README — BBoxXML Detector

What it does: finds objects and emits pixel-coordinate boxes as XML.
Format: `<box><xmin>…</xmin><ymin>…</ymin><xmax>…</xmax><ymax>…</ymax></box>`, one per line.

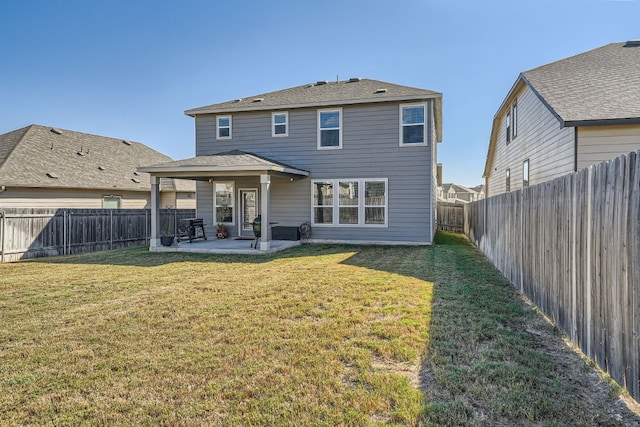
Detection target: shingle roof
<box><xmin>484</xmin><ymin>41</ymin><xmax>640</xmax><ymax>179</ymax></box>
<box><xmin>185</xmin><ymin>78</ymin><xmax>441</xmax><ymax>114</ymax></box>
<box><xmin>0</xmin><ymin>125</ymin><xmax>195</xmax><ymax>192</ymax></box>
<box><xmin>185</xmin><ymin>78</ymin><xmax>443</xmax><ymax>142</ymax></box>
<box><xmin>139</xmin><ymin>150</ymin><xmax>309</xmax><ymax>177</ymax></box>
<box><xmin>522</xmin><ymin>42</ymin><xmax>640</xmax><ymax>124</ymax></box>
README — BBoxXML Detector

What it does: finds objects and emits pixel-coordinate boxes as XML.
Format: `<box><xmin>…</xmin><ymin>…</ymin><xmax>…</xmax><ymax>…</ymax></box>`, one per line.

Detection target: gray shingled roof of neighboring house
<box><xmin>185</xmin><ymin>78</ymin><xmax>443</xmax><ymax>142</ymax></box>
<box><xmin>522</xmin><ymin>42</ymin><xmax>640</xmax><ymax>124</ymax></box>
<box><xmin>0</xmin><ymin>125</ymin><xmax>195</xmax><ymax>192</ymax></box>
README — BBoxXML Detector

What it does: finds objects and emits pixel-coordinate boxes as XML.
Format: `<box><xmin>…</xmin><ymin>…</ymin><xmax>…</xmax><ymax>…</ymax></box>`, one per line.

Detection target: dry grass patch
<box><xmin>0</xmin><ymin>245</ymin><xmax>432</xmax><ymax>426</ymax></box>
<box><xmin>2</xmin><ymin>235</ymin><xmax>637</xmax><ymax>426</ymax></box>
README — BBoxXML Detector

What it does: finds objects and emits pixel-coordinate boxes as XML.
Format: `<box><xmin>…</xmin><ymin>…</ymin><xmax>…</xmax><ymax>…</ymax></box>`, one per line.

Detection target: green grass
<box><xmin>0</xmin><ymin>233</ymin><xmax>634</xmax><ymax>426</ymax></box>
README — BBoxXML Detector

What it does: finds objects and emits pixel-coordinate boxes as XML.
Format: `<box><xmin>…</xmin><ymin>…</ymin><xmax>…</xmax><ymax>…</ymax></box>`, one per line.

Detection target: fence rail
<box><xmin>465</xmin><ymin>151</ymin><xmax>640</xmax><ymax>401</ymax></box>
<box><xmin>0</xmin><ymin>208</ymin><xmax>196</xmax><ymax>262</ymax></box>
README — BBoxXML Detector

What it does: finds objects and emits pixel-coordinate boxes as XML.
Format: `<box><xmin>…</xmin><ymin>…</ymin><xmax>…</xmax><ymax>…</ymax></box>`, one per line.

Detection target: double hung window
<box><xmin>317</xmin><ymin>109</ymin><xmax>342</xmax><ymax>149</ymax></box>
<box><xmin>217</xmin><ymin>116</ymin><xmax>232</xmax><ymax>140</ymax></box>
<box><xmin>400</xmin><ymin>104</ymin><xmax>426</xmax><ymax>146</ymax></box>
<box><xmin>272</xmin><ymin>112</ymin><xmax>288</xmax><ymax>137</ymax></box>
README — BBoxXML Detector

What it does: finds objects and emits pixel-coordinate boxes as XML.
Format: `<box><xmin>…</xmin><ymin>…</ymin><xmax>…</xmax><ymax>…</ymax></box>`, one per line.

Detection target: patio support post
<box><xmin>150</xmin><ymin>175</ymin><xmax>161</xmax><ymax>249</ymax></box>
<box><xmin>260</xmin><ymin>174</ymin><xmax>271</xmax><ymax>251</ymax></box>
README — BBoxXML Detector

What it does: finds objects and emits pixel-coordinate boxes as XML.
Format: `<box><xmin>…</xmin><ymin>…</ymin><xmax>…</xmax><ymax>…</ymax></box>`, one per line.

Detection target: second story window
<box><xmin>506</xmin><ymin>168</ymin><xmax>511</xmax><ymax>192</ymax></box>
<box><xmin>217</xmin><ymin>116</ymin><xmax>232</xmax><ymax>140</ymax></box>
<box><xmin>506</xmin><ymin>111</ymin><xmax>511</xmax><ymax>144</ymax></box>
<box><xmin>400</xmin><ymin>104</ymin><xmax>426</xmax><ymax>146</ymax></box>
<box><xmin>272</xmin><ymin>112</ymin><xmax>288</xmax><ymax>137</ymax></box>
<box><xmin>523</xmin><ymin>159</ymin><xmax>529</xmax><ymax>188</ymax></box>
<box><xmin>318</xmin><ymin>109</ymin><xmax>342</xmax><ymax>149</ymax></box>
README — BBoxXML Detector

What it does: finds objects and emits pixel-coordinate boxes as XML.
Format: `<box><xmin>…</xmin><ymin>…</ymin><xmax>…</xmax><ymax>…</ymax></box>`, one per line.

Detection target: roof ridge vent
<box><xmin>316</xmin><ymin>80</ymin><xmax>328</xmax><ymax>86</ymax></box>
<box><xmin>122</xmin><ymin>140</ymin><xmax>132</xmax><ymax>146</ymax></box>
<box><xmin>624</xmin><ymin>40</ymin><xmax>640</xmax><ymax>47</ymax></box>
<box><xmin>348</xmin><ymin>77</ymin><xmax>361</xmax><ymax>83</ymax></box>
<box><xmin>50</xmin><ymin>128</ymin><xmax>63</xmax><ymax>135</ymax></box>
<box><xmin>374</xmin><ymin>88</ymin><xmax>388</xmax><ymax>94</ymax></box>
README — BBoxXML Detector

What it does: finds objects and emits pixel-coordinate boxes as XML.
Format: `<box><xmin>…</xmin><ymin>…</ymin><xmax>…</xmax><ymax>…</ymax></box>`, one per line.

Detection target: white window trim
<box><xmin>317</xmin><ymin>108</ymin><xmax>343</xmax><ymax>150</ymax></box>
<box><xmin>399</xmin><ymin>103</ymin><xmax>427</xmax><ymax>147</ymax></box>
<box><xmin>272</xmin><ymin>111</ymin><xmax>289</xmax><ymax>137</ymax></box>
<box><xmin>311</xmin><ymin>178</ymin><xmax>388</xmax><ymax>227</ymax></box>
<box><xmin>216</xmin><ymin>115</ymin><xmax>232</xmax><ymax>140</ymax></box>
<box><xmin>214</xmin><ymin>181</ymin><xmax>235</xmax><ymax>225</ymax></box>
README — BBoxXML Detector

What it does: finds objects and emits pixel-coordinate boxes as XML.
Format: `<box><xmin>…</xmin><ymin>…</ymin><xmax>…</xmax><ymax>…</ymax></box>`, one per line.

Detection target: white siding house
<box><xmin>484</xmin><ymin>41</ymin><xmax>640</xmax><ymax>196</ymax></box>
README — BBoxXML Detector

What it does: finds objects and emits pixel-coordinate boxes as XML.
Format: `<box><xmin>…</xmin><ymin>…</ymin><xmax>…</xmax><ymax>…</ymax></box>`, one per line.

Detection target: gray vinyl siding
<box><xmin>487</xmin><ymin>85</ymin><xmax>574</xmax><ymax>196</ymax></box>
<box><xmin>577</xmin><ymin>124</ymin><xmax>640</xmax><ymax>169</ymax></box>
<box><xmin>195</xmin><ymin>100</ymin><xmax>436</xmax><ymax>244</ymax></box>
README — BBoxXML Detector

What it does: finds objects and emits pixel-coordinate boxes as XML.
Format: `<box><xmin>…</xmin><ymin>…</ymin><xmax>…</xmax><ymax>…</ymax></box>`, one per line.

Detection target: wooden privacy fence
<box><xmin>465</xmin><ymin>151</ymin><xmax>640</xmax><ymax>401</ymax></box>
<box><xmin>0</xmin><ymin>208</ymin><xmax>196</xmax><ymax>262</ymax></box>
<box><xmin>437</xmin><ymin>202</ymin><xmax>465</xmax><ymax>232</ymax></box>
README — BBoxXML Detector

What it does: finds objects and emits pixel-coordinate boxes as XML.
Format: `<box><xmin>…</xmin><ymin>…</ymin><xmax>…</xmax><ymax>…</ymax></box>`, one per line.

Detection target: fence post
<box><xmin>0</xmin><ymin>211</ymin><xmax>5</xmax><ymax>263</ymax></box>
<box><xmin>67</xmin><ymin>211</ymin><xmax>71</xmax><ymax>255</ymax></box>
<box><xmin>110</xmin><ymin>210</ymin><xmax>113</xmax><ymax>250</ymax></box>
<box><xmin>63</xmin><ymin>210</ymin><xmax>67</xmax><ymax>256</ymax></box>
<box><xmin>174</xmin><ymin>208</ymin><xmax>178</xmax><ymax>236</ymax></box>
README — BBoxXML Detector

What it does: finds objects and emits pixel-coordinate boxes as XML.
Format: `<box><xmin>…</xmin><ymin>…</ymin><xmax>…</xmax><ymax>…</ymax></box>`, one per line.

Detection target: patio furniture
<box><xmin>250</xmin><ymin>216</ymin><xmax>279</xmax><ymax>248</ymax></box>
<box><xmin>178</xmin><ymin>218</ymin><xmax>207</xmax><ymax>243</ymax></box>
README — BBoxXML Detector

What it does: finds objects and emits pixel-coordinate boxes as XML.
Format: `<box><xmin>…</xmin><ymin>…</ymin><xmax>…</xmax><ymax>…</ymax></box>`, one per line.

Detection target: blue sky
<box><xmin>1</xmin><ymin>0</ymin><xmax>638</xmax><ymax>187</ymax></box>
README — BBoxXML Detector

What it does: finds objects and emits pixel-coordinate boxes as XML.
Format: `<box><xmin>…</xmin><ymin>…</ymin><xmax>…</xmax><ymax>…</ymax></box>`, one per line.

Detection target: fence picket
<box><xmin>465</xmin><ymin>150</ymin><xmax>640</xmax><ymax>402</ymax></box>
<box><xmin>0</xmin><ymin>208</ymin><xmax>195</xmax><ymax>262</ymax></box>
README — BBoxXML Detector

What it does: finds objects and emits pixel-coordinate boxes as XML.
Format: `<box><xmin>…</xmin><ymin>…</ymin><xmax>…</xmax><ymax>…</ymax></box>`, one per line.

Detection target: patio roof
<box><xmin>137</xmin><ymin>150</ymin><xmax>309</xmax><ymax>180</ymax></box>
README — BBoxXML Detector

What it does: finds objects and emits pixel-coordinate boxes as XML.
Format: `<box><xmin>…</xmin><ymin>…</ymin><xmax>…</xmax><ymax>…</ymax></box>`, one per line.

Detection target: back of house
<box><xmin>141</xmin><ymin>78</ymin><xmax>443</xmax><ymax>248</ymax></box>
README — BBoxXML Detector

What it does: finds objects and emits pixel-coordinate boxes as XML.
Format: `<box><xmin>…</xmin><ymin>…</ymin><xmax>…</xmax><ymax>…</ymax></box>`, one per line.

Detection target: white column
<box><xmin>150</xmin><ymin>175</ymin><xmax>161</xmax><ymax>249</ymax></box>
<box><xmin>260</xmin><ymin>174</ymin><xmax>271</xmax><ymax>251</ymax></box>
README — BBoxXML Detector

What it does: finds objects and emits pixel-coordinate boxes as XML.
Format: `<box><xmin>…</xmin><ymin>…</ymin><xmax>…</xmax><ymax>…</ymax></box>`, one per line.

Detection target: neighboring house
<box><xmin>0</xmin><ymin>125</ymin><xmax>195</xmax><ymax>208</ymax></box>
<box><xmin>437</xmin><ymin>183</ymin><xmax>484</xmax><ymax>204</ymax></box>
<box><xmin>140</xmin><ymin>78</ymin><xmax>442</xmax><ymax>250</ymax></box>
<box><xmin>483</xmin><ymin>41</ymin><xmax>640</xmax><ymax>197</ymax></box>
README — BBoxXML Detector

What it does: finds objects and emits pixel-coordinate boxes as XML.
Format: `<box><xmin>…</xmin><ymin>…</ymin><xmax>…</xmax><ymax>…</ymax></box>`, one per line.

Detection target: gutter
<box><xmin>184</xmin><ymin>94</ymin><xmax>443</xmax><ymax>116</ymax></box>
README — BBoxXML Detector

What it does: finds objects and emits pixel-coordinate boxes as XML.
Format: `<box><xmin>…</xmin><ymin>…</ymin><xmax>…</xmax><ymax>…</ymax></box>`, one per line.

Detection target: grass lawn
<box><xmin>0</xmin><ymin>232</ymin><xmax>636</xmax><ymax>426</ymax></box>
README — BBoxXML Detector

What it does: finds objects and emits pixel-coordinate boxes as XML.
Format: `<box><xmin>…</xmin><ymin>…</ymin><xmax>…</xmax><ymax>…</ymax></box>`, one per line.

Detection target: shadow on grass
<box><xmin>18</xmin><ymin>231</ymin><xmax>639</xmax><ymax>425</ymax></box>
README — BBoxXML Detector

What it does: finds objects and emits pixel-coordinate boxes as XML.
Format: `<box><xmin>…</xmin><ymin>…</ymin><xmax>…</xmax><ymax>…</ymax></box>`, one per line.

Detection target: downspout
<box><xmin>574</xmin><ymin>127</ymin><xmax>578</xmax><ymax>172</ymax></box>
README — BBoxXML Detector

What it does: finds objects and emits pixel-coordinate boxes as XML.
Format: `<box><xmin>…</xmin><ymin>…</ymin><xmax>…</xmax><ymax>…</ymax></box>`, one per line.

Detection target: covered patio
<box><xmin>153</xmin><ymin>236</ymin><xmax>301</xmax><ymax>255</ymax></box>
<box><xmin>138</xmin><ymin>150</ymin><xmax>309</xmax><ymax>253</ymax></box>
